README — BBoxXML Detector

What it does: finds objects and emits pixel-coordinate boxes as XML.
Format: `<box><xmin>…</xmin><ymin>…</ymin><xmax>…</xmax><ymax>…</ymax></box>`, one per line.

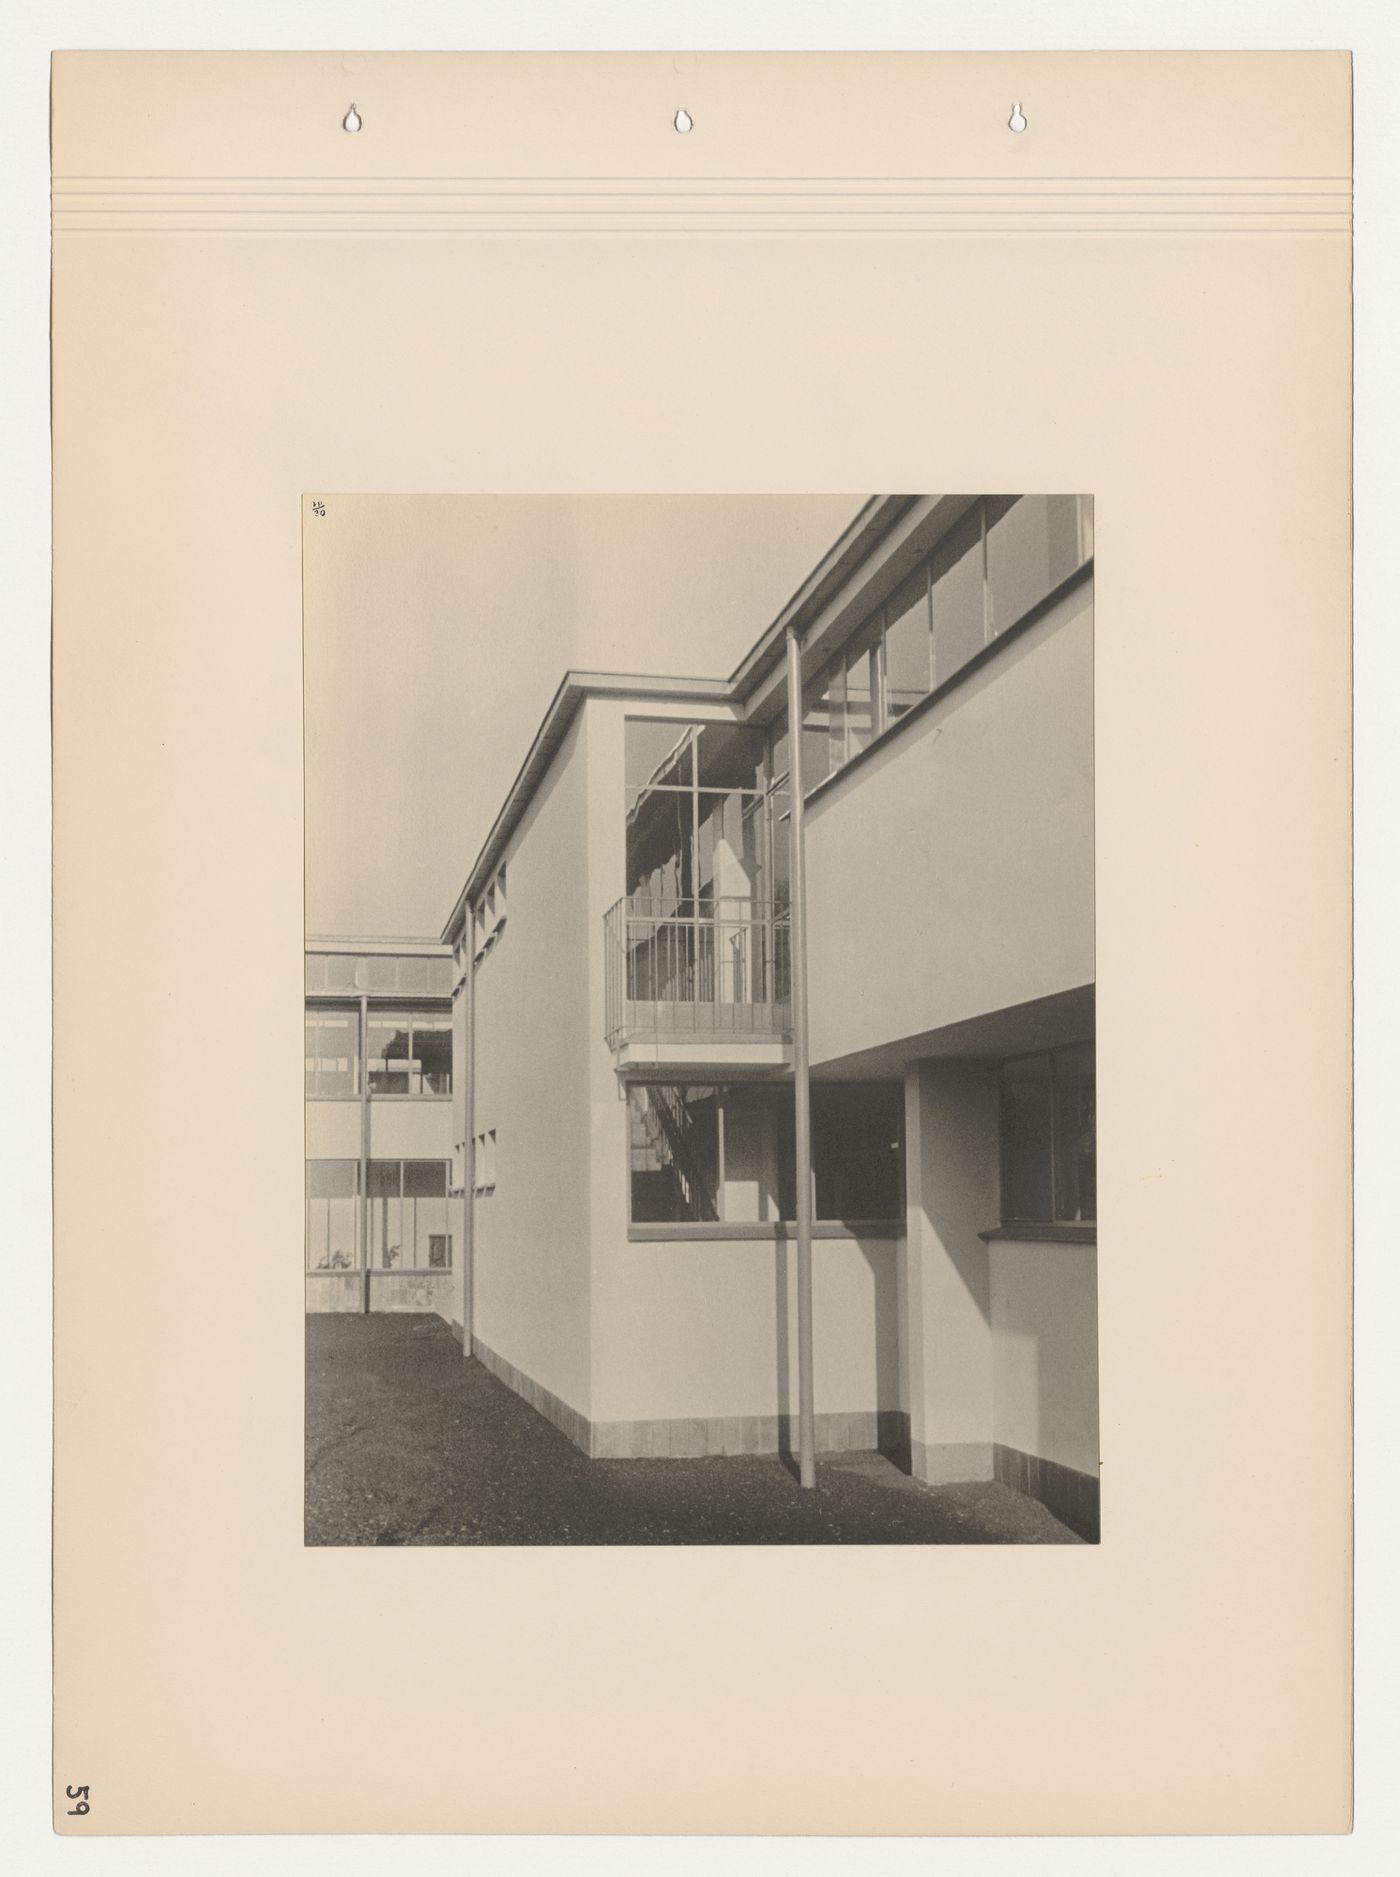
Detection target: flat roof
<box><xmin>306</xmin><ymin>935</ymin><xmax>452</xmax><ymax>956</ymax></box>
<box><xmin>439</xmin><ymin>669</ymin><xmax>733</xmax><ymax>943</ymax></box>
<box><xmin>724</xmin><ymin>495</ymin><xmax>918</xmax><ymax>697</ymax></box>
<box><xmin>437</xmin><ymin>494</ymin><xmax>946</xmax><ymax>942</ymax></box>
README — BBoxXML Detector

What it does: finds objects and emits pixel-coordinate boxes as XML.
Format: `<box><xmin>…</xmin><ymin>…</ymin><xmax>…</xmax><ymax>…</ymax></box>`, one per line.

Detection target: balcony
<box><xmin>604</xmin><ymin>896</ymin><xmax>792</xmax><ymax>1067</ymax></box>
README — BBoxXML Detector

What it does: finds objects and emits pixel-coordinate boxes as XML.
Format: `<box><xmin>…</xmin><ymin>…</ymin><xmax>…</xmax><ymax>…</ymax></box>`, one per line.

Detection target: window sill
<box><xmin>628</xmin><ymin>1219</ymin><xmax>902</xmax><ymax>1244</ymax></box>
<box><xmin>979</xmin><ymin>1223</ymin><xmax>1097</xmax><ymax>1245</ymax></box>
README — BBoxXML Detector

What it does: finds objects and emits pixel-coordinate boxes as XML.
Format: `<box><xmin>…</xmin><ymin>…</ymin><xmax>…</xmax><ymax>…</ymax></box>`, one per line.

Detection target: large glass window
<box><xmin>367</xmin><ymin>1159</ymin><xmax>402</xmax><ymax>1266</ymax></box>
<box><xmin>626</xmin><ymin>785</ymin><xmax>696</xmax><ymax>909</ymax></box>
<box><xmin>306</xmin><ymin>1160</ymin><xmax>359</xmax><ymax>1271</ymax></box>
<box><xmin>985</xmin><ymin>494</ymin><xmax>1084</xmax><ymax>639</ymax></box>
<box><xmin>775</xmin><ymin>1083</ymin><xmax>904</xmax><ymax>1223</ymax></box>
<box><xmin>627</xmin><ymin>1082</ymin><xmax>903</xmax><ymax>1227</ymax></box>
<box><xmin>814</xmin><ymin>1084</ymin><xmax>904</xmax><ymax>1221</ymax></box>
<box><xmin>792</xmin><ymin>495</ymin><xmax>1092</xmax><ymax>796</ymax></box>
<box><xmin>769</xmin><ymin>720</ymin><xmax>829</xmax><ymax>794</ymax></box>
<box><xmin>842</xmin><ymin>631</ymin><xmax>878</xmax><ymax>760</ymax></box>
<box><xmin>694</xmin><ymin>719</ymin><xmax>767</xmax><ymax>793</ymax></box>
<box><xmin>716</xmin><ymin>1084</ymin><xmax>785</xmax><ymax>1223</ymax></box>
<box><xmin>403</xmin><ymin>1160</ymin><xmax>452</xmax><ymax>1268</ymax></box>
<box><xmin>368</xmin><ymin>1159</ymin><xmax>453</xmax><ymax>1269</ymax></box>
<box><xmin>1050</xmin><ymin>1041</ymin><xmax>1096</xmax><ymax>1225</ymax></box>
<box><xmin>696</xmin><ymin>788</ymin><xmax>762</xmax><ymax>907</ymax></box>
<box><xmin>628</xmin><ymin>1085</ymin><xmax>721</xmax><ymax>1223</ymax></box>
<box><xmin>625</xmin><ymin>720</ymin><xmax>769</xmax><ymax>911</ymax></box>
<box><xmin>883</xmin><ymin>566</ymin><xmax>932</xmax><ymax>721</ymax></box>
<box><xmin>930</xmin><ymin>502</ymin><xmax>988</xmax><ymax>684</ymax></box>
<box><xmin>305</xmin><ymin>1011</ymin><xmax>358</xmax><ymax>1097</ymax></box>
<box><xmin>1000</xmin><ymin>1043</ymin><xmax>1096</xmax><ymax>1225</ymax></box>
<box><xmin>415</xmin><ymin>1017</ymin><xmax>453</xmax><ymax>1094</ymax></box>
<box><xmin>626</xmin><ymin>718</ymin><xmax>694</xmax><ymax>792</ymax></box>
<box><xmin>1000</xmin><ymin>1053</ymin><xmax>1054</xmax><ymax>1223</ymax></box>
<box><xmin>623</xmin><ymin>721</ymin><xmax>787</xmax><ymax>1018</ymax></box>
<box><xmin>366</xmin><ymin>1016</ymin><xmax>412</xmax><ymax>1093</ymax></box>
<box><xmin>365</xmin><ymin>1011</ymin><xmax>452</xmax><ymax>1095</ymax></box>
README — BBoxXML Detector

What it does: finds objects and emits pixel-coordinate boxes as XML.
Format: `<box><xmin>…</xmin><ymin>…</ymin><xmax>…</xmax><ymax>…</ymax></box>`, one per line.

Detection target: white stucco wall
<box><xmin>806</xmin><ymin>584</ymin><xmax>1094</xmax><ymax>1067</ymax></box>
<box><xmin>304</xmin><ymin>1089</ymin><xmax>454</xmax><ymax>1164</ymax></box>
<box><xmin>461</xmin><ymin>685</ymin><xmax>1098</xmax><ymax>1452</ymax></box>
<box><xmin>990</xmin><ymin>1239</ymin><xmax>1100</xmax><ymax>1475</ymax></box>
<box><xmin>902</xmin><ymin>1060</ymin><xmax>998</xmax><ymax>1476</ymax></box>
<box><xmin>589</xmin><ymin>1233</ymin><xmax>900</xmax><ymax>1425</ymax></box>
<box><xmin>471</xmin><ymin>708</ymin><xmax>595</xmax><ymax>1416</ymax></box>
<box><xmin>582</xmin><ymin>695</ymin><xmax>900</xmax><ymax>1429</ymax></box>
<box><xmin>369</xmin><ymin>1270</ymin><xmax>455</xmax><ymax>1316</ymax></box>
<box><xmin>367</xmin><ymin>1098</ymin><xmax>454</xmax><ymax>1162</ymax></box>
<box><xmin>902</xmin><ymin>1060</ymin><xmax>1099</xmax><ymax>1481</ymax></box>
<box><xmin>304</xmin><ymin>1099</ymin><xmax>359</xmax><ymax>1159</ymax></box>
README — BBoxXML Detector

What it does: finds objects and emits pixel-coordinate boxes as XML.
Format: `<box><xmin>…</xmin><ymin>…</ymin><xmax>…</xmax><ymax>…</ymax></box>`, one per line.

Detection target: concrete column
<box><xmin>901</xmin><ymin>1059</ymin><xmax>999</xmax><ymax>1482</ymax></box>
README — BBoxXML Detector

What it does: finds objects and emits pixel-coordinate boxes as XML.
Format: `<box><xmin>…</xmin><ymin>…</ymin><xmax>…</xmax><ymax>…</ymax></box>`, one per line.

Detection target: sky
<box><xmin>303</xmin><ymin>494</ymin><xmax>865</xmax><ymax>938</ymax></box>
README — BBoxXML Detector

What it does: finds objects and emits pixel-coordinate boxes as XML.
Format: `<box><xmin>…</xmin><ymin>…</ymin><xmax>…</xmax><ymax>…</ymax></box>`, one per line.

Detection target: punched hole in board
<box><xmin>1008</xmin><ymin>101</ymin><xmax>1027</xmax><ymax>133</ymax></box>
<box><xmin>343</xmin><ymin>103</ymin><xmax>362</xmax><ymax>133</ymax></box>
<box><xmin>674</xmin><ymin>108</ymin><xmax>693</xmax><ymax>134</ymax></box>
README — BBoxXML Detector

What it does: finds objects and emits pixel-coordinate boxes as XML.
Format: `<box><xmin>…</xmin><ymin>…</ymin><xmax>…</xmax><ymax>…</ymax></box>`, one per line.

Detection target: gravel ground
<box><xmin>306</xmin><ymin>1313</ymin><xmax>1084</xmax><ymax>1546</ymax></box>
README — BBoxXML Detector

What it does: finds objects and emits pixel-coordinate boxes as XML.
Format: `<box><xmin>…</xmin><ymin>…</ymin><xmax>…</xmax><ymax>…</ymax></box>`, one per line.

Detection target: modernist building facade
<box><xmin>304</xmin><ymin>936</ymin><xmax>464</xmax><ymax>1320</ymax></box>
<box><xmin>307</xmin><ymin>493</ymin><xmax>1099</xmax><ymax>1536</ymax></box>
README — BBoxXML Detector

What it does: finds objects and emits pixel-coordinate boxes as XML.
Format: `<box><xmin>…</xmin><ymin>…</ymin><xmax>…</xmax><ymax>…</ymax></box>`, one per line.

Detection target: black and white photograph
<box><xmin>35</xmin><ymin>24</ymin><xmax>1365</xmax><ymax>1850</ymax></box>
<box><xmin>304</xmin><ymin>492</ymin><xmax>1098</xmax><ymax>1545</ymax></box>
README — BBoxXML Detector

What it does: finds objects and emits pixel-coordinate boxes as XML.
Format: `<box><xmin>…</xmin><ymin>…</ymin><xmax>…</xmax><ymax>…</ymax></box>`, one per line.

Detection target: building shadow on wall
<box><xmin>988</xmin><ymin>1273</ymin><xmax>1101</xmax><ymax>1542</ymax></box>
<box><xmin>857</xmin><ymin>1234</ymin><xmax>908</xmax><ymax>1469</ymax></box>
<box><xmin>774</xmin><ymin>1236</ymin><xmax>796</xmax><ymax>1480</ymax></box>
<box><xmin>772</xmin><ymin>1229</ymin><xmax>905</xmax><ymax>1481</ymax></box>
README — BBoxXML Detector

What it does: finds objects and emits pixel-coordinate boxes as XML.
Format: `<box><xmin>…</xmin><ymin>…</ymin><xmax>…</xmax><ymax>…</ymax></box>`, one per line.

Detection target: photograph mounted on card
<box><xmin>302</xmin><ymin>491</ymin><xmax>1098</xmax><ymax>1546</ymax></box>
<box><xmin>52</xmin><ymin>50</ymin><xmax>1350</xmax><ymax>1835</ymax></box>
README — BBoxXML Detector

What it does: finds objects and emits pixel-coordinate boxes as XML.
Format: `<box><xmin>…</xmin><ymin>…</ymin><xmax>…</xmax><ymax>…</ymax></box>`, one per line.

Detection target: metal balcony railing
<box><xmin>604</xmin><ymin>896</ymin><xmax>792</xmax><ymax>1049</ymax></box>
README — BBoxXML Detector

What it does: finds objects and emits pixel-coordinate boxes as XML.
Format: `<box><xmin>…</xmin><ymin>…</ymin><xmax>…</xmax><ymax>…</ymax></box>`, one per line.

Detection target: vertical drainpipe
<box><xmin>463</xmin><ymin>912</ymin><xmax>476</xmax><ymax>1360</ymax></box>
<box><xmin>785</xmin><ymin>625</ymin><xmax>817</xmax><ymax>1489</ymax></box>
<box><xmin>358</xmin><ymin>990</ymin><xmax>370</xmax><ymax>1315</ymax></box>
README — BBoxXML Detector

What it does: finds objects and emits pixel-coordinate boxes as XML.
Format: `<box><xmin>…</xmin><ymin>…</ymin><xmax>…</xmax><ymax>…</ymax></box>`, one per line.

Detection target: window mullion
<box><xmin>717</xmin><ymin>1091</ymin><xmax>727</xmax><ymax>1223</ymax></box>
<box><xmin>691</xmin><ymin>755</ymin><xmax>702</xmax><ymax>1005</ymax></box>
<box><xmin>980</xmin><ymin>500</ymin><xmax>991</xmax><ymax>646</ymax></box>
<box><xmin>868</xmin><ymin>619</ymin><xmax>881</xmax><ymax>740</ymax></box>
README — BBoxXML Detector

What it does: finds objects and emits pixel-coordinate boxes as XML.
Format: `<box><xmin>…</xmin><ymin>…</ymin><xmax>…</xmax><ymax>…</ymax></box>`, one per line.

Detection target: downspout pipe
<box><xmin>785</xmin><ymin>624</ymin><xmax>817</xmax><ymax>1490</ymax></box>
<box><xmin>358</xmin><ymin>990</ymin><xmax>370</xmax><ymax>1315</ymax></box>
<box><xmin>464</xmin><ymin>919</ymin><xmax>476</xmax><ymax>1359</ymax></box>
